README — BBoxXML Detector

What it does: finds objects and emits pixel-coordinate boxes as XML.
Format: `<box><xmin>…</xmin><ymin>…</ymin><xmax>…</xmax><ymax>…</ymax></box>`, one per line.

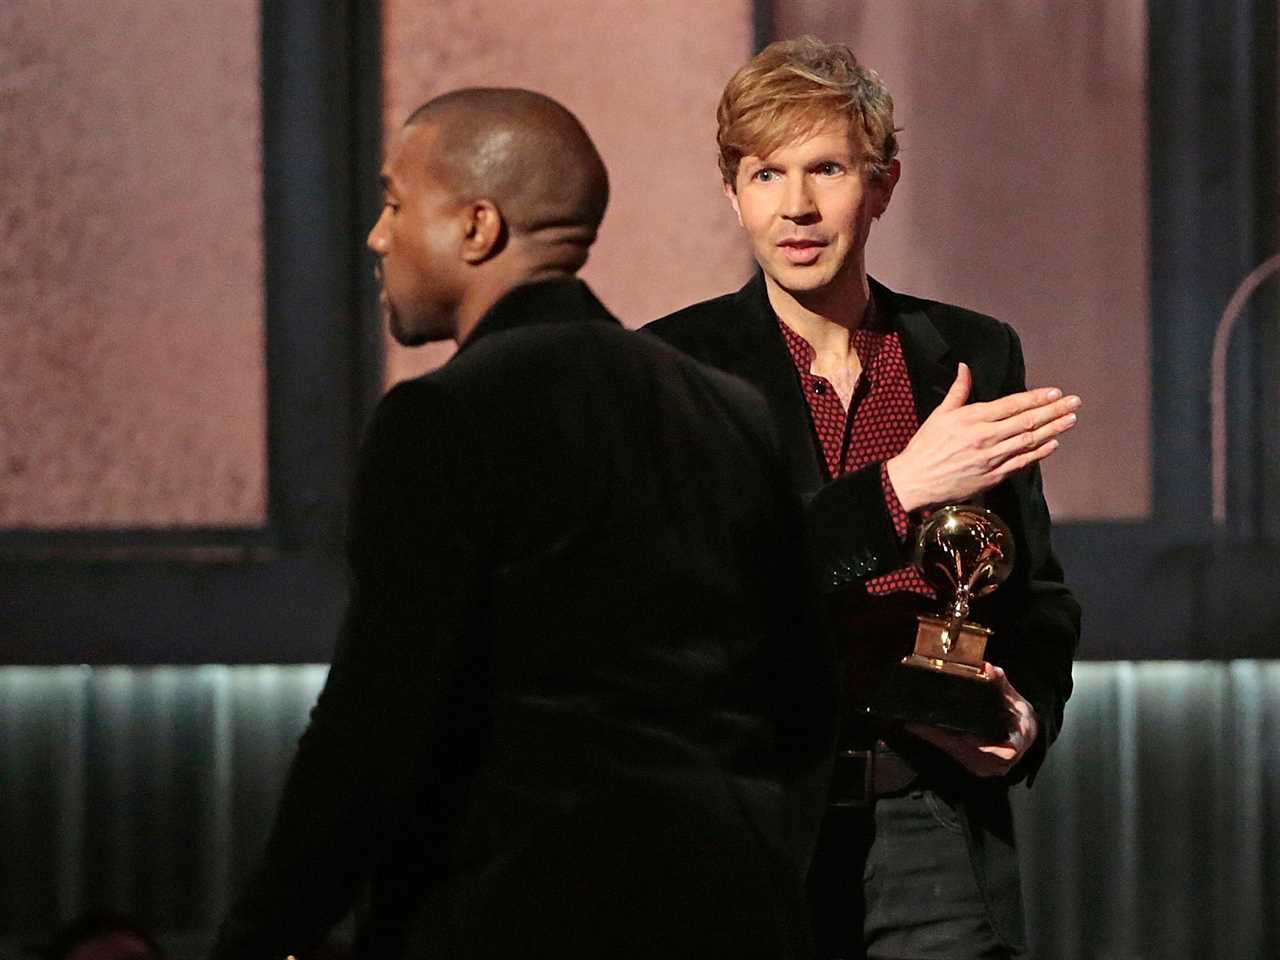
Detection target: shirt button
<box><xmin>812</xmin><ymin>381</ymin><xmax>826</xmax><ymax>395</ymax></box>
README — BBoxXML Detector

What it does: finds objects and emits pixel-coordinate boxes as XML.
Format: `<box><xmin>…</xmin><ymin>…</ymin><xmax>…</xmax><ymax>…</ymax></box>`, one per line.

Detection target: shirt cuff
<box><xmin>879</xmin><ymin>461</ymin><xmax>911</xmax><ymax>541</ymax></box>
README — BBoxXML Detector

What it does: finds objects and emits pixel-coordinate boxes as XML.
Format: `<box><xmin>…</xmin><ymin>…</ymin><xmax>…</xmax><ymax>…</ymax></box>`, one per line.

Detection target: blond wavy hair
<box><xmin>717</xmin><ymin>36</ymin><xmax>899</xmax><ymax>189</ymax></box>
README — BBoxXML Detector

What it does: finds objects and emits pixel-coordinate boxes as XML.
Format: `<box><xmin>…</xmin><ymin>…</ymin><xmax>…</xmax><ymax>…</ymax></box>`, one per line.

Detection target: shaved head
<box><xmin>368</xmin><ymin>88</ymin><xmax>610</xmax><ymax>345</ymax></box>
<box><xmin>406</xmin><ymin>88</ymin><xmax>609</xmax><ymax>251</ymax></box>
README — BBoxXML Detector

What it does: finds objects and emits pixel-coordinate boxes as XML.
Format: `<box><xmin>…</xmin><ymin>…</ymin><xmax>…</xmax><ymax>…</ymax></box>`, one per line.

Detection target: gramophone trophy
<box><xmin>873</xmin><ymin>504</ymin><xmax>1015</xmax><ymax>739</ymax></box>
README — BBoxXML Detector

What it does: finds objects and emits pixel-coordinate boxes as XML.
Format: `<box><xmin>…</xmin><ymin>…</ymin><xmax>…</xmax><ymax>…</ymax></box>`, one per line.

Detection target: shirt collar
<box><xmin>774</xmin><ymin>292</ymin><xmax>890</xmax><ymax>379</ymax></box>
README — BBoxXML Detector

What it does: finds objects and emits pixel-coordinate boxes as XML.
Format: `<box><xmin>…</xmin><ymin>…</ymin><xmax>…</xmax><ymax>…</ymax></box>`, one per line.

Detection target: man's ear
<box><xmin>872</xmin><ymin>159</ymin><xmax>901</xmax><ymax>219</ymax></box>
<box><xmin>460</xmin><ymin>199</ymin><xmax>505</xmax><ymax>263</ymax></box>
<box><xmin>723</xmin><ymin>180</ymin><xmax>744</xmax><ymax>227</ymax></box>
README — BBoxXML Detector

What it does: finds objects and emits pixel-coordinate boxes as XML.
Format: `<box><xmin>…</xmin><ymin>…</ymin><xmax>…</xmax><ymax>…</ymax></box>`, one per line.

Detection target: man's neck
<box><xmin>763</xmin><ymin>268</ymin><xmax>872</xmax><ymax>385</ymax></box>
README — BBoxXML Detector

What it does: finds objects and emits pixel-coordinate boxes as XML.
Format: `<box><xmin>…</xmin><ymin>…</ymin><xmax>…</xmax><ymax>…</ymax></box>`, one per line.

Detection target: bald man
<box><xmin>209</xmin><ymin>89</ymin><xmax>836</xmax><ymax>960</ymax></box>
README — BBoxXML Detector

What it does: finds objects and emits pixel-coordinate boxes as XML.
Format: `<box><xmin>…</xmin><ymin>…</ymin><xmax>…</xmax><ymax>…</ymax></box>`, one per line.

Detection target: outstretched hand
<box><xmin>905</xmin><ymin>664</ymin><xmax>1039</xmax><ymax>778</ymax></box>
<box><xmin>886</xmin><ymin>363</ymin><xmax>1081</xmax><ymax>513</ymax></box>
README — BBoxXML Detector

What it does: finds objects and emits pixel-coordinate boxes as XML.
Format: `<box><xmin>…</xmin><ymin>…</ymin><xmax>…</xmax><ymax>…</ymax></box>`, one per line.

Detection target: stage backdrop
<box><xmin>0</xmin><ymin>0</ymin><xmax>1157</xmax><ymax>581</ymax></box>
<box><xmin>0</xmin><ymin>0</ymin><xmax>267</xmax><ymax>530</ymax></box>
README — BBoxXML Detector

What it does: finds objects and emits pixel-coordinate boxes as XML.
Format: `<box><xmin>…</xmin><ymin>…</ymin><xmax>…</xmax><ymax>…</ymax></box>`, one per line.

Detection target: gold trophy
<box><xmin>873</xmin><ymin>504</ymin><xmax>1015</xmax><ymax>739</ymax></box>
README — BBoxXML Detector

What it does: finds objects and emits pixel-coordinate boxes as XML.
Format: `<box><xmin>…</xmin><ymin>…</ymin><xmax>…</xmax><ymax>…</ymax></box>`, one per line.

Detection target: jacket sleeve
<box><xmin>209</xmin><ymin>380</ymin><xmax>491</xmax><ymax>959</ymax></box>
<box><xmin>976</xmin><ymin>323</ymin><xmax>1081</xmax><ymax>784</ymax></box>
<box><xmin>804</xmin><ymin>464</ymin><xmax>912</xmax><ymax>592</ymax></box>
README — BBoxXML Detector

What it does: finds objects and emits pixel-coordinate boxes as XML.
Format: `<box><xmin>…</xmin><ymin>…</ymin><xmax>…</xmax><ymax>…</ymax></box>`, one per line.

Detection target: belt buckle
<box><xmin>829</xmin><ymin>748</ymin><xmax>874</xmax><ymax>808</ymax></box>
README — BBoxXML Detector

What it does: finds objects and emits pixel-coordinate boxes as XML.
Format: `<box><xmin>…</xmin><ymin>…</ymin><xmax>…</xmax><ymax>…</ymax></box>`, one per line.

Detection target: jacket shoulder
<box><xmin>890</xmin><ymin>287</ymin><xmax>1013</xmax><ymax>342</ymax></box>
<box><xmin>883</xmin><ymin>286</ymin><xmax>1020</xmax><ymax>390</ymax></box>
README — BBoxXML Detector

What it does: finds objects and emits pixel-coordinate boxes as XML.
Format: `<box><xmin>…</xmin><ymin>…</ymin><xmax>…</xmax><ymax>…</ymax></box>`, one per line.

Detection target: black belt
<box><xmin>829</xmin><ymin>741</ymin><xmax>918</xmax><ymax>808</ymax></box>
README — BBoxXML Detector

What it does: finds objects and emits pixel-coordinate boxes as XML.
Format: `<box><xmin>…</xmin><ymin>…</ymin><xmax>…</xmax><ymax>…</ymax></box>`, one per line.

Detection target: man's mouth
<box><xmin>777</xmin><ymin>238</ymin><xmax>827</xmax><ymax>265</ymax></box>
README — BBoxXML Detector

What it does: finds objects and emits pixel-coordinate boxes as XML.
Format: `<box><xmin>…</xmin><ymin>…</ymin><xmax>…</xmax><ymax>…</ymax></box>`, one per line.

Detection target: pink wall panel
<box><xmin>380</xmin><ymin>0</ymin><xmax>754</xmax><ymax>385</ymax></box>
<box><xmin>1</xmin><ymin>1</ymin><xmax>266</xmax><ymax>528</ymax></box>
<box><xmin>777</xmin><ymin>2</ymin><xmax>1151</xmax><ymax>520</ymax></box>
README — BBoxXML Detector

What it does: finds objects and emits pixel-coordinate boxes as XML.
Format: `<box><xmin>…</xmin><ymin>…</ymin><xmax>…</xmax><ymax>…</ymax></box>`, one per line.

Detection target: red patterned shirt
<box><xmin>777</xmin><ymin>305</ymin><xmax>934</xmax><ymax>598</ymax></box>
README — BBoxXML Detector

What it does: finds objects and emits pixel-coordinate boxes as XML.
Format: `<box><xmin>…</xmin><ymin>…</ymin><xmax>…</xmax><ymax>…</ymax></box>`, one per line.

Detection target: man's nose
<box><xmin>780</xmin><ymin>176</ymin><xmax>817</xmax><ymax>221</ymax></box>
<box><xmin>366</xmin><ymin>214</ymin><xmax>386</xmax><ymax>254</ymax></box>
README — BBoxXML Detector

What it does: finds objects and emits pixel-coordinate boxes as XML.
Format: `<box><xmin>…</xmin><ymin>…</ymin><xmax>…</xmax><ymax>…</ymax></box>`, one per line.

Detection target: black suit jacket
<box><xmin>211</xmin><ymin>279</ymin><xmax>837</xmax><ymax>960</ymax></box>
<box><xmin>645</xmin><ymin>273</ymin><xmax>1080</xmax><ymax>949</ymax></box>
<box><xmin>645</xmin><ymin>273</ymin><xmax>1079</xmax><ymax>773</ymax></box>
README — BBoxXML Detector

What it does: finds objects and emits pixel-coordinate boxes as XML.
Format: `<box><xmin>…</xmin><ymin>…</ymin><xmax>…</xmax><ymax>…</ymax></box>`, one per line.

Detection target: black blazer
<box><xmin>211</xmin><ymin>279</ymin><xmax>837</xmax><ymax>960</ymax></box>
<box><xmin>645</xmin><ymin>273</ymin><xmax>1080</xmax><ymax>781</ymax></box>
<box><xmin>646</xmin><ymin>273</ymin><xmax>1080</xmax><ymax>952</ymax></box>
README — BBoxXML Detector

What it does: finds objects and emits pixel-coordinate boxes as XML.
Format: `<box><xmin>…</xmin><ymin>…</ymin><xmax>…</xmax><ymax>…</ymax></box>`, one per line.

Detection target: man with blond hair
<box><xmin>648</xmin><ymin>38</ymin><xmax>1081</xmax><ymax>959</ymax></box>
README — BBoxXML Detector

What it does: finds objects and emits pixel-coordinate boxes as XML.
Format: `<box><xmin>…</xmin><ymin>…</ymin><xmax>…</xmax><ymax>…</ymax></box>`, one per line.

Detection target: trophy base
<box><xmin>900</xmin><ymin>653</ymin><xmax>986</xmax><ymax>678</ymax></box>
<box><xmin>857</xmin><ymin>659</ymin><xmax>1008</xmax><ymax>741</ymax></box>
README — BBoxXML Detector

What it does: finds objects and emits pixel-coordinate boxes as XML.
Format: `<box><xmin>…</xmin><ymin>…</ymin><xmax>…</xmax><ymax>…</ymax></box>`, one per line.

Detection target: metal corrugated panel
<box><xmin>1014</xmin><ymin>661</ymin><xmax>1280</xmax><ymax>959</ymax></box>
<box><xmin>0</xmin><ymin>665</ymin><xmax>324</xmax><ymax>955</ymax></box>
<box><xmin>1</xmin><ymin>663</ymin><xmax>1277</xmax><ymax>959</ymax></box>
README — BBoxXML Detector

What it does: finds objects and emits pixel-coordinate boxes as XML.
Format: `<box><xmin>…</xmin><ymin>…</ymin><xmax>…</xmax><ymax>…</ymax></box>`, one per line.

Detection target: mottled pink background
<box><xmin>1</xmin><ymin>0</ymin><xmax>266</xmax><ymax>528</ymax></box>
<box><xmin>1</xmin><ymin>0</ymin><xmax>1148</xmax><ymax>528</ymax></box>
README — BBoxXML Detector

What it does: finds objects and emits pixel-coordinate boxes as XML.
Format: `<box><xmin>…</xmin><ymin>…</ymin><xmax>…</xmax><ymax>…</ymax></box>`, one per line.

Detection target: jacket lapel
<box><xmin>870</xmin><ymin>277</ymin><xmax>955</xmax><ymax>424</ymax></box>
<box><xmin>731</xmin><ymin>275</ymin><xmax>827</xmax><ymax>494</ymax></box>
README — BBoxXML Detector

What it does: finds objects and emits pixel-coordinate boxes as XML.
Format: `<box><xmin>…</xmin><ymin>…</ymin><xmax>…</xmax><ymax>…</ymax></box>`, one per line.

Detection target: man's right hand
<box><xmin>886</xmin><ymin>363</ymin><xmax>1081</xmax><ymax>514</ymax></box>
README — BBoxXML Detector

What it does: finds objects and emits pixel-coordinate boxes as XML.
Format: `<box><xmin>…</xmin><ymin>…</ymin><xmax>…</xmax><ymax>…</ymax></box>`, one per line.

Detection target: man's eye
<box><xmin>817</xmin><ymin>162</ymin><xmax>843</xmax><ymax>176</ymax></box>
<box><xmin>753</xmin><ymin>169</ymin><xmax>777</xmax><ymax>183</ymax></box>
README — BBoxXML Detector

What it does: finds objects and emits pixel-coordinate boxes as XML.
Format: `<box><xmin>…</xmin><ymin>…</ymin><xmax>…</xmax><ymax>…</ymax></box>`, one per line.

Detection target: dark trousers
<box><xmin>808</xmin><ymin>790</ymin><xmax>1025</xmax><ymax>960</ymax></box>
